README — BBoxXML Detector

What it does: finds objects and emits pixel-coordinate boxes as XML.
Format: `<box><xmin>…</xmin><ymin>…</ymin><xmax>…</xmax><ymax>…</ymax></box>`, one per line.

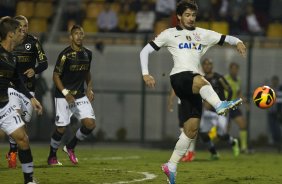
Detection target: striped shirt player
<box><xmin>47</xmin><ymin>25</ymin><xmax>96</xmax><ymax>166</ymax></box>
<box><xmin>6</xmin><ymin>15</ymin><xmax>48</xmax><ymax>169</ymax></box>
<box><xmin>139</xmin><ymin>1</ymin><xmax>246</xmax><ymax>183</ymax></box>
<box><xmin>0</xmin><ymin>16</ymin><xmax>43</xmax><ymax>184</ymax></box>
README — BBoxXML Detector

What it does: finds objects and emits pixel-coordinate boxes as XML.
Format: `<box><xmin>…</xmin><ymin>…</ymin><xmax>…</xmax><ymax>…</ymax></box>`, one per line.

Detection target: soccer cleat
<box><xmin>47</xmin><ymin>156</ymin><xmax>62</xmax><ymax>166</ymax></box>
<box><xmin>232</xmin><ymin>139</ymin><xmax>240</xmax><ymax>157</ymax></box>
<box><xmin>6</xmin><ymin>151</ymin><xmax>17</xmax><ymax>168</ymax></box>
<box><xmin>181</xmin><ymin>151</ymin><xmax>196</xmax><ymax>162</ymax></box>
<box><xmin>216</xmin><ymin>98</ymin><xmax>243</xmax><ymax>115</ymax></box>
<box><xmin>63</xmin><ymin>146</ymin><xmax>78</xmax><ymax>164</ymax></box>
<box><xmin>210</xmin><ymin>154</ymin><xmax>220</xmax><ymax>160</ymax></box>
<box><xmin>161</xmin><ymin>163</ymin><xmax>176</xmax><ymax>184</ymax></box>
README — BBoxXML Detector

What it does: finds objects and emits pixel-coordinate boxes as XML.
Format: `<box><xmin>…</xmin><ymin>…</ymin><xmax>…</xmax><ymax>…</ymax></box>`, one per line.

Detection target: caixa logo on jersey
<box><xmin>178</xmin><ymin>42</ymin><xmax>202</xmax><ymax>51</ymax></box>
<box><xmin>25</xmin><ymin>43</ymin><xmax>31</xmax><ymax>50</ymax></box>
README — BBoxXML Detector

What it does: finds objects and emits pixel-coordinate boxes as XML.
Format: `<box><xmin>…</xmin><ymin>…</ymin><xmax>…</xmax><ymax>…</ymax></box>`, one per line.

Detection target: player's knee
<box><xmin>183</xmin><ymin>120</ymin><xmax>199</xmax><ymax>139</ymax></box>
<box><xmin>82</xmin><ymin>118</ymin><xmax>96</xmax><ymax>130</ymax></box>
<box><xmin>199</xmin><ymin>132</ymin><xmax>210</xmax><ymax>143</ymax></box>
<box><xmin>16</xmin><ymin>134</ymin><xmax>30</xmax><ymax>150</ymax></box>
<box><xmin>56</xmin><ymin>126</ymin><xmax>66</xmax><ymax>134</ymax></box>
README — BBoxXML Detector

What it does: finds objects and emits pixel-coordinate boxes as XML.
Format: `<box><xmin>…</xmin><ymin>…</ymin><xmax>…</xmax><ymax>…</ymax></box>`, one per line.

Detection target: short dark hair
<box><xmin>0</xmin><ymin>16</ymin><xmax>20</xmax><ymax>41</ymax></box>
<box><xmin>70</xmin><ymin>25</ymin><xmax>83</xmax><ymax>34</ymax></box>
<box><xmin>202</xmin><ymin>58</ymin><xmax>212</xmax><ymax>65</ymax></box>
<box><xmin>176</xmin><ymin>0</ymin><xmax>198</xmax><ymax>16</ymax></box>
<box><xmin>229</xmin><ymin>62</ymin><xmax>239</xmax><ymax>69</ymax></box>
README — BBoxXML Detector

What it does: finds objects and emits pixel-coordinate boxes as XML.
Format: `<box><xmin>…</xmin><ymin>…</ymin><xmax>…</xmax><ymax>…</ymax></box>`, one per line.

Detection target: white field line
<box><xmin>99</xmin><ymin>170</ymin><xmax>157</xmax><ymax>184</ymax></box>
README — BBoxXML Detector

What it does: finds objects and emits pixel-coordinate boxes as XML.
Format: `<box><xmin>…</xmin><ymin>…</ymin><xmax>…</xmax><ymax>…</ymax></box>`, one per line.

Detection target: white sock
<box><xmin>168</xmin><ymin>132</ymin><xmax>194</xmax><ymax>171</ymax></box>
<box><xmin>199</xmin><ymin>85</ymin><xmax>222</xmax><ymax>108</ymax></box>
<box><xmin>188</xmin><ymin>138</ymin><xmax>196</xmax><ymax>152</ymax></box>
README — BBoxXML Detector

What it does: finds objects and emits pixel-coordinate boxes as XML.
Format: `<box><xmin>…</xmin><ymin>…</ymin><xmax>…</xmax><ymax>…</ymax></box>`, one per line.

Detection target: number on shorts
<box><xmin>13</xmin><ymin>115</ymin><xmax>21</xmax><ymax>124</ymax></box>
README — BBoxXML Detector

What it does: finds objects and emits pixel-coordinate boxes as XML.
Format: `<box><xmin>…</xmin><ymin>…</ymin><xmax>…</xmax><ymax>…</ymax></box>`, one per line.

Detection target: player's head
<box><xmin>70</xmin><ymin>25</ymin><xmax>84</xmax><ymax>47</ymax></box>
<box><xmin>14</xmin><ymin>15</ymin><xmax>28</xmax><ymax>37</ymax></box>
<box><xmin>202</xmin><ymin>58</ymin><xmax>213</xmax><ymax>74</ymax></box>
<box><xmin>0</xmin><ymin>16</ymin><xmax>24</xmax><ymax>45</ymax></box>
<box><xmin>176</xmin><ymin>0</ymin><xmax>198</xmax><ymax>29</ymax></box>
<box><xmin>229</xmin><ymin>62</ymin><xmax>239</xmax><ymax>77</ymax></box>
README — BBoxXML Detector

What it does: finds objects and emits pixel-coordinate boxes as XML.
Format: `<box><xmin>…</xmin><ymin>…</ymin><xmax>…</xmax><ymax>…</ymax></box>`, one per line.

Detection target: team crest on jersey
<box><xmin>193</xmin><ymin>33</ymin><xmax>201</xmax><ymax>41</ymax></box>
<box><xmin>25</xmin><ymin>43</ymin><xmax>31</xmax><ymax>50</ymax></box>
<box><xmin>186</xmin><ymin>36</ymin><xmax>192</xmax><ymax>41</ymax></box>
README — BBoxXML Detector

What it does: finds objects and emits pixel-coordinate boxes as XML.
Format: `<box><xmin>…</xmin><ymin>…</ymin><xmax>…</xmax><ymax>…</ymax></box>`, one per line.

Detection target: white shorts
<box><xmin>55</xmin><ymin>96</ymin><xmax>95</xmax><ymax>126</ymax></box>
<box><xmin>0</xmin><ymin>102</ymin><xmax>25</xmax><ymax>135</ymax></box>
<box><xmin>200</xmin><ymin>110</ymin><xmax>228</xmax><ymax>136</ymax></box>
<box><xmin>8</xmin><ymin>88</ymin><xmax>34</xmax><ymax>122</ymax></box>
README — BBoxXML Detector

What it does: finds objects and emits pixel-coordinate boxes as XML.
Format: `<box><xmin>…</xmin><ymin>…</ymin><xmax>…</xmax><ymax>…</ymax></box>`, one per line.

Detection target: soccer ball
<box><xmin>253</xmin><ymin>86</ymin><xmax>276</xmax><ymax>109</ymax></box>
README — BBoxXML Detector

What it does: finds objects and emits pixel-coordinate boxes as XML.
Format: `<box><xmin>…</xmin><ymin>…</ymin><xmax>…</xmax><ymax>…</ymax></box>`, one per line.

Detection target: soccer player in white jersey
<box><xmin>139</xmin><ymin>1</ymin><xmax>246</xmax><ymax>183</ymax></box>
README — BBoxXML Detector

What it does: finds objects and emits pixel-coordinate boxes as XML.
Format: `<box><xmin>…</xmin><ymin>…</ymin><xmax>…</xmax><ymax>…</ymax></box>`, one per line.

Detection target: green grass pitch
<box><xmin>1</xmin><ymin>144</ymin><xmax>282</xmax><ymax>184</ymax></box>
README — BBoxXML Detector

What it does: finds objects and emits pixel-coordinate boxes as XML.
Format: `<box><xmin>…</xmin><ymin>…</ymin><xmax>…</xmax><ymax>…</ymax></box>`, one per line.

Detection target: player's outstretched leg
<box><xmin>47</xmin><ymin>128</ymin><xmax>64</xmax><ymax>166</ymax></box>
<box><xmin>6</xmin><ymin>136</ymin><xmax>18</xmax><ymax>168</ymax></box>
<box><xmin>195</xmin><ymin>76</ymin><xmax>242</xmax><ymax>115</ymax></box>
<box><xmin>63</xmin><ymin>120</ymin><xmax>95</xmax><ymax>164</ymax></box>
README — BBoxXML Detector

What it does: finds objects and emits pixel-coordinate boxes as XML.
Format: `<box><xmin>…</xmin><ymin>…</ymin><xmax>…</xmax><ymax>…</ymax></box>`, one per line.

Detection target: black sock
<box><xmin>9</xmin><ymin>142</ymin><xmax>18</xmax><ymax>153</ymax></box>
<box><xmin>66</xmin><ymin>136</ymin><xmax>79</xmax><ymax>150</ymax></box>
<box><xmin>209</xmin><ymin>146</ymin><xmax>217</xmax><ymax>155</ymax></box>
<box><xmin>49</xmin><ymin>129</ymin><xmax>64</xmax><ymax>158</ymax></box>
<box><xmin>67</xmin><ymin>126</ymin><xmax>93</xmax><ymax>149</ymax></box>
<box><xmin>18</xmin><ymin>149</ymin><xmax>33</xmax><ymax>184</ymax></box>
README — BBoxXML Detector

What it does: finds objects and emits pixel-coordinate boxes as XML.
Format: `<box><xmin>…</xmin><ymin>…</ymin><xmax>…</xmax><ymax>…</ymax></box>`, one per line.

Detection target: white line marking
<box><xmin>98</xmin><ymin>170</ymin><xmax>157</xmax><ymax>184</ymax></box>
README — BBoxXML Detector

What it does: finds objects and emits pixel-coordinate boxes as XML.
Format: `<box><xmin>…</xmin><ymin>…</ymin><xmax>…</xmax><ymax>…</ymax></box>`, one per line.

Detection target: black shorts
<box><xmin>229</xmin><ymin>108</ymin><xmax>242</xmax><ymax>119</ymax></box>
<box><xmin>171</xmin><ymin>71</ymin><xmax>202</xmax><ymax>127</ymax></box>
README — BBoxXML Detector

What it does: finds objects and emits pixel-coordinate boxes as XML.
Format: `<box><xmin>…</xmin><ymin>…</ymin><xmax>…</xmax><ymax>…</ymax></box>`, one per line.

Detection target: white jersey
<box><xmin>150</xmin><ymin>26</ymin><xmax>223</xmax><ymax>75</ymax></box>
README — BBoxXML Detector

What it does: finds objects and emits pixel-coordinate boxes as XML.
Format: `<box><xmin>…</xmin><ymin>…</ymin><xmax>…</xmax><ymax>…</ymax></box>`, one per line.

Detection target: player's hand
<box><xmin>143</xmin><ymin>75</ymin><xmax>156</xmax><ymax>88</ymax></box>
<box><xmin>24</xmin><ymin>68</ymin><xmax>35</xmax><ymax>78</ymax></box>
<box><xmin>167</xmin><ymin>99</ymin><xmax>174</xmax><ymax>112</ymax></box>
<box><xmin>237</xmin><ymin>42</ymin><xmax>246</xmax><ymax>58</ymax></box>
<box><xmin>31</xmin><ymin>98</ymin><xmax>43</xmax><ymax>115</ymax></box>
<box><xmin>65</xmin><ymin>93</ymin><xmax>75</xmax><ymax>104</ymax></box>
<box><xmin>87</xmin><ymin>89</ymin><xmax>94</xmax><ymax>102</ymax></box>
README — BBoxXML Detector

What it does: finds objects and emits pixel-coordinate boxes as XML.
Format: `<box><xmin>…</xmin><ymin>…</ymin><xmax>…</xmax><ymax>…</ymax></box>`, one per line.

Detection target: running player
<box><xmin>47</xmin><ymin>25</ymin><xmax>96</xmax><ymax>165</ymax></box>
<box><xmin>139</xmin><ymin>1</ymin><xmax>246</xmax><ymax>183</ymax></box>
<box><xmin>0</xmin><ymin>16</ymin><xmax>43</xmax><ymax>184</ymax></box>
<box><xmin>199</xmin><ymin>58</ymin><xmax>240</xmax><ymax>160</ymax></box>
<box><xmin>225</xmin><ymin>62</ymin><xmax>249</xmax><ymax>153</ymax></box>
<box><xmin>6</xmin><ymin>15</ymin><xmax>48</xmax><ymax>168</ymax></box>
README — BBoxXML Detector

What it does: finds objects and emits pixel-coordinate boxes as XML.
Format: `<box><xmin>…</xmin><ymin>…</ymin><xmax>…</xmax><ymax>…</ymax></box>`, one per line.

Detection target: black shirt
<box><xmin>0</xmin><ymin>45</ymin><xmax>32</xmax><ymax>107</ymax></box>
<box><xmin>205</xmin><ymin>72</ymin><xmax>230</xmax><ymax>101</ymax></box>
<box><xmin>54</xmin><ymin>46</ymin><xmax>92</xmax><ymax>99</ymax></box>
<box><xmin>12</xmin><ymin>34</ymin><xmax>48</xmax><ymax>92</ymax></box>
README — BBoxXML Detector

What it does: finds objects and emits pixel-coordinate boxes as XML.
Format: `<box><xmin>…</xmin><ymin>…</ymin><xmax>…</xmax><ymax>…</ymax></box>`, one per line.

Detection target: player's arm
<box><xmin>168</xmin><ymin>88</ymin><xmax>176</xmax><ymax>112</ymax></box>
<box><xmin>219</xmin><ymin>77</ymin><xmax>232</xmax><ymax>101</ymax></box>
<box><xmin>140</xmin><ymin>30</ymin><xmax>168</xmax><ymax>88</ymax></box>
<box><xmin>140</xmin><ymin>43</ymin><xmax>156</xmax><ymax>88</ymax></box>
<box><xmin>53</xmin><ymin>54</ymin><xmax>75</xmax><ymax>104</ymax></box>
<box><xmin>34</xmin><ymin>39</ymin><xmax>48</xmax><ymax>74</ymax></box>
<box><xmin>24</xmin><ymin>39</ymin><xmax>48</xmax><ymax>78</ymax></box>
<box><xmin>85</xmin><ymin>71</ymin><xmax>94</xmax><ymax>102</ymax></box>
<box><xmin>223</xmin><ymin>35</ymin><xmax>246</xmax><ymax>57</ymax></box>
